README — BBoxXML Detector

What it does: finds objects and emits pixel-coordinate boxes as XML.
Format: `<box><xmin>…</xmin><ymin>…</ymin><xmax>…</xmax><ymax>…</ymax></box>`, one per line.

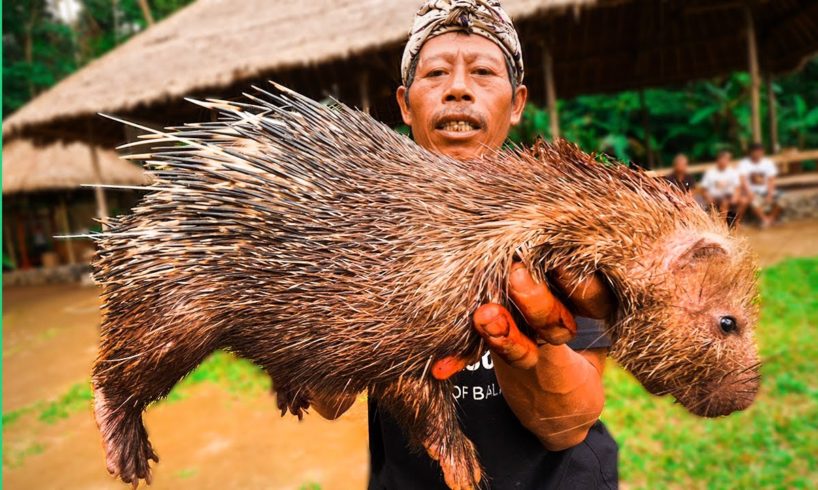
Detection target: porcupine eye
<box><xmin>719</xmin><ymin>316</ymin><xmax>738</xmax><ymax>335</ymax></box>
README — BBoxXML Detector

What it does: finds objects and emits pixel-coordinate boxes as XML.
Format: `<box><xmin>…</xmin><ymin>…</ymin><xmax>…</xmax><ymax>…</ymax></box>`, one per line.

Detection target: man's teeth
<box><xmin>441</xmin><ymin>121</ymin><xmax>476</xmax><ymax>132</ymax></box>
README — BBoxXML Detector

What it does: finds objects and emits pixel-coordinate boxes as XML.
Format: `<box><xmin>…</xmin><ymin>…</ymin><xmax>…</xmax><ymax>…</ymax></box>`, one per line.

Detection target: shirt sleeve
<box><xmin>567</xmin><ymin>316</ymin><xmax>612</xmax><ymax>350</ymax></box>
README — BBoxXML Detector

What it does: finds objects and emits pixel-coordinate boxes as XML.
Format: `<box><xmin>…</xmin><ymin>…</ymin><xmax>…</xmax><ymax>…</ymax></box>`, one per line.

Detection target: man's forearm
<box><xmin>492</xmin><ymin>344</ymin><xmax>605</xmax><ymax>451</ymax></box>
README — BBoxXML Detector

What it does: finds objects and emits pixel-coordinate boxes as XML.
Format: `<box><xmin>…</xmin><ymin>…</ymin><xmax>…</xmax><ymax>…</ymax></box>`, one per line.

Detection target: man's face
<box><xmin>673</xmin><ymin>156</ymin><xmax>689</xmax><ymax>173</ymax></box>
<box><xmin>717</xmin><ymin>153</ymin><xmax>731</xmax><ymax>169</ymax></box>
<box><xmin>396</xmin><ymin>32</ymin><xmax>527</xmax><ymax>160</ymax></box>
<box><xmin>750</xmin><ymin>148</ymin><xmax>764</xmax><ymax>161</ymax></box>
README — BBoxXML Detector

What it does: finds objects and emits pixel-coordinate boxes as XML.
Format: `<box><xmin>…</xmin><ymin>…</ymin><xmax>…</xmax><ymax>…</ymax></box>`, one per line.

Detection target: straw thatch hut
<box><xmin>2</xmin><ymin>140</ymin><xmax>149</xmax><ymax>195</ymax></box>
<box><xmin>3</xmin><ymin>140</ymin><xmax>149</xmax><ymax>269</ymax></box>
<box><xmin>3</xmin><ymin>0</ymin><xmax>817</xmax><ymax>149</ymax></box>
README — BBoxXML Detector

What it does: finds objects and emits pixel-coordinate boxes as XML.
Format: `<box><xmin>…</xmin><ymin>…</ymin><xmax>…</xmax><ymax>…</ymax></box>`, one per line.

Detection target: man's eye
<box><xmin>426</xmin><ymin>69</ymin><xmax>446</xmax><ymax>77</ymax></box>
<box><xmin>473</xmin><ymin>68</ymin><xmax>494</xmax><ymax>76</ymax></box>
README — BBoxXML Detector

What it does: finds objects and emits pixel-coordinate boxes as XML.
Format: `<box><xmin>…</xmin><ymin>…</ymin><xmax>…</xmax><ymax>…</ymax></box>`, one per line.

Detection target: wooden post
<box><xmin>359</xmin><ymin>69</ymin><xmax>371</xmax><ymax>114</ymax></box>
<box><xmin>766</xmin><ymin>73</ymin><xmax>779</xmax><ymax>153</ymax></box>
<box><xmin>16</xmin><ymin>218</ymin><xmax>31</xmax><ymax>269</ymax></box>
<box><xmin>639</xmin><ymin>90</ymin><xmax>655</xmax><ymax>169</ymax></box>
<box><xmin>745</xmin><ymin>5</ymin><xmax>762</xmax><ymax>145</ymax></box>
<box><xmin>4</xmin><ymin>215</ymin><xmax>18</xmax><ymax>269</ymax></box>
<box><xmin>57</xmin><ymin>195</ymin><xmax>77</xmax><ymax>264</ymax></box>
<box><xmin>88</xmin><ymin>144</ymin><xmax>110</xmax><ymax>225</ymax></box>
<box><xmin>542</xmin><ymin>42</ymin><xmax>560</xmax><ymax>141</ymax></box>
<box><xmin>86</xmin><ymin>123</ymin><xmax>110</xmax><ymax>228</ymax></box>
<box><xmin>138</xmin><ymin>0</ymin><xmax>155</xmax><ymax>26</ymax></box>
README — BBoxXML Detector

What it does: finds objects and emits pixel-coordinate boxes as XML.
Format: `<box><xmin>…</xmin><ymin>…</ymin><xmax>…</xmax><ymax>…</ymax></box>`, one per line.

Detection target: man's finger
<box><xmin>431</xmin><ymin>356</ymin><xmax>469</xmax><ymax>380</ymax></box>
<box><xmin>473</xmin><ymin>303</ymin><xmax>538</xmax><ymax>369</ymax></box>
<box><xmin>552</xmin><ymin>268</ymin><xmax>615</xmax><ymax>320</ymax></box>
<box><xmin>508</xmin><ymin>263</ymin><xmax>576</xmax><ymax>344</ymax></box>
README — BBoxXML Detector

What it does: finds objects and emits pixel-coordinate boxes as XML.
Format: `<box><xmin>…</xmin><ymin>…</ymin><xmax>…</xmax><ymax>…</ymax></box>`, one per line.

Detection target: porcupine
<box><xmin>92</xmin><ymin>83</ymin><xmax>760</xmax><ymax>489</ymax></box>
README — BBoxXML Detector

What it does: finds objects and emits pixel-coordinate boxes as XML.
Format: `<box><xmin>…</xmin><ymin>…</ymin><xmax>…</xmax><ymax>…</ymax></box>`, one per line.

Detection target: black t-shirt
<box><xmin>368</xmin><ymin>317</ymin><xmax>618</xmax><ymax>489</ymax></box>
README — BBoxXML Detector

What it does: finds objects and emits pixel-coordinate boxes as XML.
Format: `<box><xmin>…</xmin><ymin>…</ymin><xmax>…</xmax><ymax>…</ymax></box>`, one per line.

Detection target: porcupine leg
<box><xmin>92</xmin><ymin>298</ymin><xmax>222</xmax><ymax>486</ymax></box>
<box><xmin>374</xmin><ymin>378</ymin><xmax>482</xmax><ymax>490</ymax></box>
<box><xmin>266</xmin><ymin>369</ymin><xmax>310</xmax><ymax>420</ymax></box>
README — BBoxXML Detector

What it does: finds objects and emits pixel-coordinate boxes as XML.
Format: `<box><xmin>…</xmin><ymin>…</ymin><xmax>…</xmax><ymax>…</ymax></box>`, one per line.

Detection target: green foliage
<box><xmin>510</xmin><ymin>60</ymin><xmax>818</xmax><ymax>167</ymax></box>
<box><xmin>602</xmin><ymin>257</ymin><xmax>818</xmax><ymax>488</ymax></box>
<box><xmin>3</xmin><ymin>0</ymin><xmax>195</xmax><ymax>115</ymax></box>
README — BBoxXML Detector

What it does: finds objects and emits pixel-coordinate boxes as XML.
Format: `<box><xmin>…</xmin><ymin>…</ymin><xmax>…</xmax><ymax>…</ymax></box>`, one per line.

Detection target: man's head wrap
<box><xmin>400</xmin><ymin>0</ymin><xmax>524</xmax><ymax>86</ymax></box>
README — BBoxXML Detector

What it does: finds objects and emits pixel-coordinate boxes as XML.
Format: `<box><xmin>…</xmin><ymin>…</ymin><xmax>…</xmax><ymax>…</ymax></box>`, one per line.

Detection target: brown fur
<box><xmin>91</xmin><ymin>84</ymin><xmax>759</xmax><ymax>488</ymax></box>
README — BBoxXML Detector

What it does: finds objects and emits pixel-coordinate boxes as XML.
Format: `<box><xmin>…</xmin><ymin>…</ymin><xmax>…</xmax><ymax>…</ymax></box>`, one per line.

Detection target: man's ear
<box><xmin>510</xmin><ymin>84</ymin><xmax>528</xmax><ymax>126</ymax></box>
<box><xmin>396</xmin><ymin>85</ymin><xmax>413</xmax><ymax>126</ymax></box>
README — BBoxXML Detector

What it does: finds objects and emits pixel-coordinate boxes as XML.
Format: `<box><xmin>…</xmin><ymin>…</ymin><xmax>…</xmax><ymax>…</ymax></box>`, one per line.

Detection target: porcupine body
<box><xmin>92</xmin><ymin>84</ymin><xmax>759</xmax><ymax>489</ymax></box>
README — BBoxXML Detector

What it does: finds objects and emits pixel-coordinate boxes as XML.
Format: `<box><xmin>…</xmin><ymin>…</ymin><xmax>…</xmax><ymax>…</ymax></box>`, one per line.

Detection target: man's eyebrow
<box><xmin>419</xmin><ymin>51</ymin><xmax>504</xmax><ymax>66</ymax></box>
<box><xmin>418</xmin><ymin>53</ymin><xmax>455</xmax><ymax>65</ymax></box>
<box><xmin>463</xmin><ymin>52</ymin><xmax>505</xmax><ymax>65</ymax></box>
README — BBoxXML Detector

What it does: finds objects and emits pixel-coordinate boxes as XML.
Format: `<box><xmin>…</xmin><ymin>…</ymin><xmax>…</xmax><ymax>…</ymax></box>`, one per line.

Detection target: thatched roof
<box><xmin>3</xmin><ymin>0</ymin><xmax>817</xmax><ymax>145</ymax></box>
<box><xmin>1</xmin><ymin>0</ymin><xmax>592</xmax><ymax>143</ymax></box>
<box><xmin>2</xmin><ymin>140</ymin><xmax>149</xmax><ymax>195</ymax></box>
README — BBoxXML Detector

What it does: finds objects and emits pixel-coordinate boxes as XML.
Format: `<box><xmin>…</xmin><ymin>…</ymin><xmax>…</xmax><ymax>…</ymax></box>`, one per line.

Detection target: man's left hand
<box><xmin>432</xmin><ymin>263</ymin><xmax>614</xmax><ymax>379</ymax></box>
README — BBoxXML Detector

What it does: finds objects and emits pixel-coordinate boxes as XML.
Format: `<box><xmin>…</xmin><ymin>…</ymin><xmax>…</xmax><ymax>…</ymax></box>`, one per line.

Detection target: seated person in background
<box><xmin>701</xmin><ymin>150</ymin><xmax>747</xmax><ymax>227</ymax></box>
<box><xmin>664</xmin><ymin>153</ymin><xmax>696</xmax><ymax>193</ymax></box>
<box><xmin>738</xmin><ymin>143</ymin><xmax>782</xmax><ymax>228</ymax></box>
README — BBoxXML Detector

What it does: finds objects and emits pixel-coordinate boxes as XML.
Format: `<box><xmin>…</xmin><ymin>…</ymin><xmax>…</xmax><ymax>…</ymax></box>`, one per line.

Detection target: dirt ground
<box><xmin>4</xmin><ymin>219</ymin><xmax>818</xmax><ymax>490</ymax></box>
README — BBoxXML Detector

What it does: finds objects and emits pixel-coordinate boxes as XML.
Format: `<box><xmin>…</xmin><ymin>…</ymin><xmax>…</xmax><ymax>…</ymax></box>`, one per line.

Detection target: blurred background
<box><xmin>2</xmin><ymin>0</ymin><xmax>817</xmax><ymax>488</ymax></box>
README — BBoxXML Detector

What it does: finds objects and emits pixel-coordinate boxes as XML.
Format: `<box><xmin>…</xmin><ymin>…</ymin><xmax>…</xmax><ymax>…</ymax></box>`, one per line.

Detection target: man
<box><xmin>738</xmin><ymin>143</ymin><xmax>782</xmax><ymax>227</ymax></box>
<box><xmin>701</xmin><ymin>150</ymin><xmax>747</xmax><ymax>227</ymax></box>
<box><xmin>663</xmin><ymin>153</ymin><xmax>696</xmax><ymax>193</ymax></box>
<box><xmin>307</xmin><ymin>2</ymin><xmax>618</xmax><ymax>488</ymax></box>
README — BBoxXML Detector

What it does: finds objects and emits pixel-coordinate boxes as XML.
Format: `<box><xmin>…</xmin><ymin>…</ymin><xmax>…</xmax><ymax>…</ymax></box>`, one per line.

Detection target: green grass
<box><xmin>602</xmin><ymin>257</ymin><xmax>818</xmax><ymax>489</ymax></box>
<box><xmin>3</xmin><ymin>352</ymin><xmax>269</xmax><ymax>430</ymax></box>
<box><xmin>3</xmin><ymin>258</ymin><xmax>816</xmax><ymax>486</ymax></box>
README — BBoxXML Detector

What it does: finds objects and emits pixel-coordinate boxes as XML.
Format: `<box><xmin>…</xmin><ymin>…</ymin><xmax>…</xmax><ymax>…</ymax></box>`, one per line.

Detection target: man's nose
<box><xmin>442</xmin><ymin>67</ymin><xmax>474</xmax><ymax>103</ymax></box>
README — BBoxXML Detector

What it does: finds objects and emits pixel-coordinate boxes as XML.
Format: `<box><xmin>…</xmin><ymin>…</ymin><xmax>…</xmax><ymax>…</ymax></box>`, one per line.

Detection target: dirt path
<box><xmin>4</xmin><ymin>219</ymin><xmax>818</xmax><ymax>489</ymax></box>
<box><xmin>4</xmin><ymin>387</ymin><xmax>369</xmax><ymax>490</ymax></box>
<box><xmin>739</xmin><ymin>219</ymin><xmax>818</xmax><ymax>267</ymax></box>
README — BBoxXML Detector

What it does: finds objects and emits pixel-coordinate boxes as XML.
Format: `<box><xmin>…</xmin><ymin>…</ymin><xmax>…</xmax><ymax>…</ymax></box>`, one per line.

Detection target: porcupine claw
<box><xmin>274</xmin><ymin>383</ymin><xmax>311</xmax><ymax>420</ymax></box>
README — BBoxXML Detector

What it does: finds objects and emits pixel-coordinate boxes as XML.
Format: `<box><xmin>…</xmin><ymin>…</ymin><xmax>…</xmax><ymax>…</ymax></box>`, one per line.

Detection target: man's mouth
<box><xmin>437</xmin><ymin>120</ymin><xmax>480</xmax><ymax>132</ymax></box>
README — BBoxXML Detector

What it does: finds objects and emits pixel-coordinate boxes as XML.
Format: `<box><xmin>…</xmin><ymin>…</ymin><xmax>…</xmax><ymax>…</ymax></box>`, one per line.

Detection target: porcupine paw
<box><xmin>94</xmin><ymin>389</ymin><xmax>158</xmax><ymax>486</ymax></box>
<box><xmin>274</xmin><ymin>383</ymin><xmax>311</xmax><ymax>420</ymax></box>
<box><xmin>425</xmin><ymin>436</ymin><xmax>482</xmax><ymax>490</ymax></box>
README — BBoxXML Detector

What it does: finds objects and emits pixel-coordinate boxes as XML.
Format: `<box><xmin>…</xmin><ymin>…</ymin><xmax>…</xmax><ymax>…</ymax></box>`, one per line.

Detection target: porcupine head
<box><xmin>531</xmin><ymin>144</ymin><xmax>762</xmax><ymax>417</ymax></box>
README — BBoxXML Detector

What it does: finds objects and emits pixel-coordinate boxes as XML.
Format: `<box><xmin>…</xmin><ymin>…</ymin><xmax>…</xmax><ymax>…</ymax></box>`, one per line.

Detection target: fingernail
<box><xmin>483</xmin><ymin>314</ymin><xmax>509</xmax><ymax>337</ymax></box>
<box><xmin>510</xmin><ymin>265</ymin><xmax>536</xmax><ymax>293</ymax></box>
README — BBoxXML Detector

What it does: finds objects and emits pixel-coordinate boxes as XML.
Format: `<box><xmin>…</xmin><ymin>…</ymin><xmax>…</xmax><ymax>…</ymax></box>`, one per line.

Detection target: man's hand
<box><xmin>432</xmin><ymin>263</ymin><xmax>614</xmax><ymax>380</ymax></box>
<box><xmin>432</xmin><ymin>263</ymin><xmax>614</xmax><ymax>451</ymax></box>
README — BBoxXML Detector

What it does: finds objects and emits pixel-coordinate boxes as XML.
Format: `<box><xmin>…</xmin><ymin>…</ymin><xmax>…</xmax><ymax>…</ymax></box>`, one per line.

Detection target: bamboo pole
<box><xmin>57</xmin><ymin>195</ymin><xmax>77</xmax><ymax>264</ymax></box>
<box><xmin>542</xmin><ymin>41</ymin><xmax>560</xmax><ymax>141</ymax></box>
<box><xmin>138</xmin><ymin>0</ymin><xmax>155</xmax><ymax>26</ymax></box>
<box><xmin>766</xmin><ymin>73</ymin><xmax>779</xmax><ymax>153</ymax></box>
<box><xmin>745</xmin><ymin>5</ymin><xmax>762</xmax><ymax>145</ymax></box>
<box><xmin>359</xmin><ymin>69</ymin><xmax>371</xmax><ymax>114</ymax></box>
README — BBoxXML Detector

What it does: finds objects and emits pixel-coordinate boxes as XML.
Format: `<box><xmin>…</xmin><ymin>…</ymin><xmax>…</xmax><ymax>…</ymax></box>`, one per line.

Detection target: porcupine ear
<box><xmin>667</xmin><ymin>234</ymin><xmax>729</xmax><ymax>270</ymax></box>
